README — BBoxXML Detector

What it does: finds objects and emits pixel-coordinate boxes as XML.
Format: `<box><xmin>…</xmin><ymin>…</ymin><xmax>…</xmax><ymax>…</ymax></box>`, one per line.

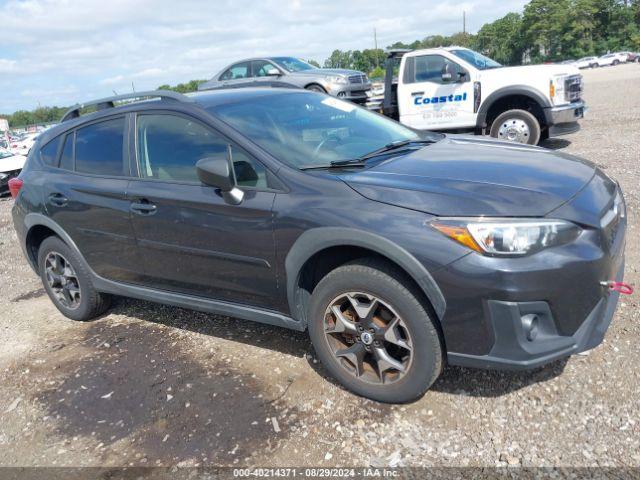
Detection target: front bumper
<box><xmin>544</xmin><ymin>101</ymin><xmax>586</xmax><ymax>137</ymax></box>
<box><xmin>327</xmin><ymin>83</ymin><xmax>373</xmax><ymax>103</ymax></box>
<box><xmin>433</xmin><ymin>180</ymin><xmax>626</xmax><ymax>370</ymax></box>
<box><xmin>447</xmin><ymin>261</ymin><xmax>624</xmax><ymax>370</ymax></box>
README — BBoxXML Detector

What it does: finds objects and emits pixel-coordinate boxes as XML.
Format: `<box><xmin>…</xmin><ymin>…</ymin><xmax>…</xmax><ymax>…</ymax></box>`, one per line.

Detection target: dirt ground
<box><xmin>0</xmin><ymin>63</ymin><xmax>639</xmax><ymax>469</ymax></box>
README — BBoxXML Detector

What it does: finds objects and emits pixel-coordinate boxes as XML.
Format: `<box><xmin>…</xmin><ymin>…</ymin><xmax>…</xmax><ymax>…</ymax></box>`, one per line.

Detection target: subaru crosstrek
<box><xmin>10</xmin><ymin>89</ymin><xmax>627</xmax><ymax>403</ymax></box>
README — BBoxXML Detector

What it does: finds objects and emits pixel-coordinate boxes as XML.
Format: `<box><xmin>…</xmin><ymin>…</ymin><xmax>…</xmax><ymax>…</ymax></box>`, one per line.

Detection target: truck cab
<box><xmin>378</xmin><ymin>47</ymin><xmax>586</xmax><ymax>145</ymax></box>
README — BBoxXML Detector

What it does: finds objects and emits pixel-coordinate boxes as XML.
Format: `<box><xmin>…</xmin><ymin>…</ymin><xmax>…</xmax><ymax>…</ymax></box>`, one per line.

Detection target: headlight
<box><xmin>431</xmin><ymin>218</ymin><xmax>581</xmax><ymax>256</ymax></box>
<box><xmin>550</xmin><ymin>75</ymin><xmax>566</xmax><ymax>105</ymax></box>
<box><xmin>327</xmin><ymin>75</ymin><xmax>348</xmax><ymax>85</ymax></box>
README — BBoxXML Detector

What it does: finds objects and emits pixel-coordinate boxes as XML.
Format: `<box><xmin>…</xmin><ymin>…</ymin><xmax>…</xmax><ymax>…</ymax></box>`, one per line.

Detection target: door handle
<box><xmin>411</xmin><ymin>91</ymin><xmax>424</xmax><ymax>96</ymax></box>
<box><xmin>130</xmin><ymin>200</ymin><xmax>157</xmax><ymax>215</ymax></box>
<box><xmin>48</xmin><ymin>193</ymin><xmax>68</xmax><ymax>207</ymax></box>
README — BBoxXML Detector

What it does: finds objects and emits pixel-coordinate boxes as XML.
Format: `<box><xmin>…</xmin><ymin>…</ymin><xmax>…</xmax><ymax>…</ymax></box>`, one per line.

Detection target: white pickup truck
<box><xmin>374</xmin><ymin>47</ymin><xmax>586</xmax><ymax>145</ymax></box>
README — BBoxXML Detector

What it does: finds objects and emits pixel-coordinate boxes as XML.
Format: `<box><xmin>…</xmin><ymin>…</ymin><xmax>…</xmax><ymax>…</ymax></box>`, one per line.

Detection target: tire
<box><xmin>613</xmin><ymin>60</ymin><xmax>620</xmax><ymax>66</ymax></box>
<box><xmin>489</xmin><ymin>109</ymin><xmax>541</xmax><ymax>145</ymax></box>
<box><xmin>38</xmin><ymin>236</ymin><xmax>111</xmax><ymax>321</ymax></box>
<box><xmin>307</xmin><ymin>259</ymin><xmax>443</xmax><ymax>403</ymax></box>
<box><xmin>591</xmin><ymin>63</ymin><xmax>599</xmax><ymax>68</ymax></box>
<box><xmin>305</xmin><ymin>84</ymin><xmax>326</xmax><ymax>93</ymax></box>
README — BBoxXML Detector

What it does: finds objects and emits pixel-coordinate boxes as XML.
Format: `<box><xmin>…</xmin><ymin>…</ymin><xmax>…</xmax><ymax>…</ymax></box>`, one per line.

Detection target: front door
<box><xmin>398</xmin><ymin>54</ymin><xmax>475</xmax><ymax>130</ymax></box>
<box><xmin>127</xmin><ymin>112</ymin><xmax>279</xmax><ymax>309</ymax></box>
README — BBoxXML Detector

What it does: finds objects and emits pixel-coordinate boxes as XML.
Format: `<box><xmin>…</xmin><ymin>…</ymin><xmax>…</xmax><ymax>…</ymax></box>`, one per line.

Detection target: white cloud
<box><xmin>0</xmin><ymin>0</ymin><xmax>528</xmax><ymax>112</ymax></box>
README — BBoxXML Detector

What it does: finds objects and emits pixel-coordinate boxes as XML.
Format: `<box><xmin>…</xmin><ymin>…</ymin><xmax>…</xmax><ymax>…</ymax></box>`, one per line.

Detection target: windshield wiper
<box><xmin>299</xmin><ymin>139</ymin><xmax>436</xmax><ymax>171</ymax></box>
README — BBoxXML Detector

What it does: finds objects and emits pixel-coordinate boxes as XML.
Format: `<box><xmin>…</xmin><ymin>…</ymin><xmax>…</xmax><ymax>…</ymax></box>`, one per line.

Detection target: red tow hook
<box><xmin>600</xmin><ymin>281</ymin><xmax>634</xmax><ymax>295</ymax></box>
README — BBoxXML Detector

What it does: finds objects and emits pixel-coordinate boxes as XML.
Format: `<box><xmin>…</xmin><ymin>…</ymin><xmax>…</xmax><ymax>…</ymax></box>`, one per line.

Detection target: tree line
<box><xmin>3</xmin><ymin>0</ymin><xmax>639</xmax><ymax>127</ymax></box>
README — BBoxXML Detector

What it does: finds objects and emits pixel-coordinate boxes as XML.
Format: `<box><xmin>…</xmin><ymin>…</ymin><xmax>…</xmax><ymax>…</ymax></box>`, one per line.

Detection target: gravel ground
<box><xmin>0</xmin><ymin>63</ymin><xmax>638</xmax><ymax>469</ymax></box>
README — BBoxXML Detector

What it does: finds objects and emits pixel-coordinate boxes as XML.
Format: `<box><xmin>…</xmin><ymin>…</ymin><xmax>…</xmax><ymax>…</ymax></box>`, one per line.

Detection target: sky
<box><xmin>0</xmin><ymin>0</ymin><xmax>528</xmax><ymax>113</ymax></box>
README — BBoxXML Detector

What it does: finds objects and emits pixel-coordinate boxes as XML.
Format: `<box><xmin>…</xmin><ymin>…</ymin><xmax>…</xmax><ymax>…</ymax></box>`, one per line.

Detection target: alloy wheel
<box><xmin>323</xmin><ymin>292</ymin><xmax>413</xmax><ymax>385</ymax></box>
<box><xmin>44</xmin><ymin>252</ymin><xmax>81</xmax><ymax>309</ymax></box>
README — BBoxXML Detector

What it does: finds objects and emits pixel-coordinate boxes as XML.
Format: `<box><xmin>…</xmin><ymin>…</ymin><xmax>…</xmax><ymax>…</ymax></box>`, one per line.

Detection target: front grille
<box><xmin>349</xmin><ymin>74</ymin><xmax>367</xmax><ymax>84</ymax></box>
<box><xmin>564</xmin><ymin>75</ymin><xmax>583</xmax><ymax>103</ymax></box>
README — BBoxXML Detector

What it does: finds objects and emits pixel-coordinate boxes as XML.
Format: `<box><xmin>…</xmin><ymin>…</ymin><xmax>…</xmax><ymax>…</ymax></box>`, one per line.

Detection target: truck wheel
<box><xmin>305</xmin><ymin>84</ymin><xmax>326</xmax><ymax>93</ymax></box>
<box><xmin>612</xmin><ymin>59</ymin><xmax>620</xmax><ymax>66</ymax></box>
<box><xmin>490</xmin><ymin>109</ymin><xmax>541</xmax><ymax>145</ymax></box>
<box><xmin>307</xmin><ymin>259</ymin><xmax>443</xmax><ymax>403</ymax></box>
<box><xmin>38</xmin><ymin>236</ymin><xmax>111</xmax><ymax>321</ymax></box>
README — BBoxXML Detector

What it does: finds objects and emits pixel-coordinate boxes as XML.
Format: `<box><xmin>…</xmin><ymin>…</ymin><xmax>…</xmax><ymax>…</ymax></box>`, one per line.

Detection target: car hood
<box><xmin>0</xmin><ymin>154</ymin><xmax>26</xmax><ymax>173</ymax></box>
<box><xmin>480</xmin><ymin>63</ymin><xmax>580</xmax><ymax>80</ymax></box>
<box><xmin>337</xmin><ymin>136</ymin><xmax>597</xmax><ymax>217</ymax></box>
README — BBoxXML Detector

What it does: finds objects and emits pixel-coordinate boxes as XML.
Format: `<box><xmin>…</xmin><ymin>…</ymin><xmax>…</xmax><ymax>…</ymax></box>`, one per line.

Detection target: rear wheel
<box><xmin>489</xmin><ymin>109</ymin><xmax>541</xmax><ymax>145</ymax></box>
<box><xmin>308</xmin><ymin>259</ymin><xmax>443</xmax><ymax>403</ymax></box>
<box><xmin>612</xmin><ymin>59</ymin><xmax>620</xmax><ymax>66</ymax></box>
<box><xmin>38</xmin><ymin>236</ymin><xmax>110</xmax><ymax>321</ymax></box>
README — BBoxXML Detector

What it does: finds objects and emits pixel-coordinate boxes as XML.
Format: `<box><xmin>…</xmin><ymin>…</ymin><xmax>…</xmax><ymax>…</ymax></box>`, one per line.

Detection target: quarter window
<box><xmin>75</xmin><ymin>118</ymin><xmax>126</xmax><ymax>176</ymax></box>
<box><xmin>40</xmin><ymin>137</ymin><xmax>61</xmax><ymax>167</ymax></box>
<box><xmin>136</xmin><ymin>114</ymin><xmax>270</xmax><ymax>189</ymax></box>
<box><xmin>219</xmin><ymin>62</ymin><xmax>250</xmax><ymax>81</ymax></box>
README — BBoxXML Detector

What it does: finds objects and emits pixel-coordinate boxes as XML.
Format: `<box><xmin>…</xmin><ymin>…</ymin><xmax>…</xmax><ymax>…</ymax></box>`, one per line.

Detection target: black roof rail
<box><xmin>60</xmin><ymin>90</ymin><xmax>195</xmax><ymax>123</ymax></box>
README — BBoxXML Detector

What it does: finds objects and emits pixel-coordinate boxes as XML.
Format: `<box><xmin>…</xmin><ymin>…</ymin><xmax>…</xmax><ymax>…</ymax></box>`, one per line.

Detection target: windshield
<box><xmin>450</xmin><ymin>49</ymin><xmax>502</xmax><ymax>70</ymax></box>
<box><xmin>270</xmin><ymin>57</ymin><xmax>315</xmax><ymax>72</ymax></box>
<box><xmin>208</xmin><ymin>92</ymin><xmax>438</xmax><ymax>169</ymax></box>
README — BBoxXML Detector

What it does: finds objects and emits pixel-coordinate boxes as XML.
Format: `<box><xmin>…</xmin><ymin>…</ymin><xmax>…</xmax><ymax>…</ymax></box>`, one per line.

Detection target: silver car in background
<box><xmin>198</xmin><ymin>57</ymin><xmax>372</xmax><ymax>103</ymax></box>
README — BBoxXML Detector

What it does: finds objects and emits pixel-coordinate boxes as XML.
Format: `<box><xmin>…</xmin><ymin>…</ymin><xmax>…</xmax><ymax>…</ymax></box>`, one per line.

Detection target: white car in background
<box><xmin>0</xmin><ymin>149</ymin><xmax>27</xmax><ymax>195</ymax></box>
<box><xmin>9</xmin><ymin>132</ymin><xmax>38</xmax><ymax>155</ymax></box>
<box><xmin>573</xmin><ymin>56</ymin><xmax>598</xmax><ymax>69</ymax></box>
<box><xmin>596</xmin><ymin>53</ymin><xmax>626</xmax><ymax>67</ymax></box>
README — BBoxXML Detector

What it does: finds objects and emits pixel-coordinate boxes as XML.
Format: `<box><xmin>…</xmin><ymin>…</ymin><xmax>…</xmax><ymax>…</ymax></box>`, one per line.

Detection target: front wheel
<box><xmin>308</xmin><ymin>259</ymin><xmax>443</xmax><ymax>403</ymax></box>
<box><xmin>489</xmin><ymin>109</ymin><xmax>541</xmax><ymax>145</ymax></box>
<box><xmin>305</xmin><ymin>84</ymin><xmax>326</xmax><ymax>93</ymax></box>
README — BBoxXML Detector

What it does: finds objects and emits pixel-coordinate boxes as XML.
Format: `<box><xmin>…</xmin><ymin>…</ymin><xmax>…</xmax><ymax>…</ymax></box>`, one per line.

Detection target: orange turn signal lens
<box><xmin>431</xmin><ymin>222</ymin><xmax>483</xmax><ymax>253</ymax></box>
<box><xmin>549</xmin><ymin>81</ymin><xmax>555</xmax><ymax>99</ymax></box>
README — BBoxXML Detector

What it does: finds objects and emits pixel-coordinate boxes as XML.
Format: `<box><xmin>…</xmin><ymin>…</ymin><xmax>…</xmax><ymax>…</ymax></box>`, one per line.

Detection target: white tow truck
<box><xmin>373</xmin><ymin>47</ymin><xmax>586</xmax><ymax>145</ymax></box>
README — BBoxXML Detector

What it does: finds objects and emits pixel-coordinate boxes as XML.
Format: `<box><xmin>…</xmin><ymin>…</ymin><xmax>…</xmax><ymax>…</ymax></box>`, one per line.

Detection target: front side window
<box><xmin>208</xmin><ymin>92</ymin><xmax>441</xmax><ymax>169</ymax></box>
<box><xmin>270</xmin><ymin>57</ymin><xmax>314</xmax><ymax>72</ymax></box>
<box><xmin>219</xmin><ymin>62</ymin><xmax>250</xmax><ymax>81</ymax></box>
<box><xmin>136</xmin><ymin>114</ymin><xmax>269</xmax><ymax>188</ymax></box>
<box><xmin>75</xmin><ymin>117</ymin><xmax>126</xmax><ymax>176</ymax></box>
<box><xmin>409</xmin><ymin>55</ymin><xmax>466</xmax><ymax>84</ymax></box>
<box><xmin>252</xmin><ymin>60</ymin><xmax>279</xmax><ymax>77</ymax></box>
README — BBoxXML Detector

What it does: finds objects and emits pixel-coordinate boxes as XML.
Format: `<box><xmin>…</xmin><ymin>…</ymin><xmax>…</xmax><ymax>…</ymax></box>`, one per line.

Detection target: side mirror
<box><xmin>196</xmin><ymin>147</ymin><xmax>244</xmax><ymax>205</ymax></box>
<box><xmin>266</xmin><ymin>67</ymin><xmax>281</xmax><ymax>76</ymax></box>
<box><xmin>442</xmin><ymin>62</ymin><xmax>453</xmax><ymax>82</ymax></box>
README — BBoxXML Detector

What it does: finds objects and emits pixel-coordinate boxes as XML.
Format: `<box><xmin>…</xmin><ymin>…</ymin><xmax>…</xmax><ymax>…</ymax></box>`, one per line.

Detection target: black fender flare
<box><xmin>284</xmin><ymin>227</ymin><xmax>446</xmax><ymax>325</ymax></box>
<box><xmin>476</xmin><ymin>85</ymin><xmax>551</xmax><ymax>129</ymax></box>
<box><xmin>23</xmin><ymin>213</ymin><xmax>92</xmax><ymax>271</ymax></box>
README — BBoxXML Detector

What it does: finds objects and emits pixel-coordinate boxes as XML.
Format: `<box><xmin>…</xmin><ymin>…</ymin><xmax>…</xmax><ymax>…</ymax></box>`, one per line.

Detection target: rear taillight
<box><xmin>8</xmin><ymin>178</ymin><xmax>23</xmax><ymax>198</ymax></box>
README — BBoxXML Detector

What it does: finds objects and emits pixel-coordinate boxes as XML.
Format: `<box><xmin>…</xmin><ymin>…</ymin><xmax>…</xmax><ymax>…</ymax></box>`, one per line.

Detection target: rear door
<box><xmin>40</xmin><ymin>116</ymin><xmax>144</xmax><ymax>283</ymax></box>
<box><xmin>126</xmin><ymin>111</ymin><xmax>279</xmax><ymax>309</ymax></box>
<box><xmin>397</xmin><ymin>54</ymin><xmax>475</xmax><ymax>129</ymax></box>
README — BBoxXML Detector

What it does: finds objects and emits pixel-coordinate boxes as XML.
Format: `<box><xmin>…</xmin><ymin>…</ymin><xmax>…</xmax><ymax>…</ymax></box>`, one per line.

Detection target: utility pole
<box><xmin>463</xmin><ymin>10</ymin><xmax>466</xmax><ymax>34</ymax></box>
<box><xmin>374</xmin><ymin>27</ymin><xmax>379</xmax><ymax>67</ymax></box>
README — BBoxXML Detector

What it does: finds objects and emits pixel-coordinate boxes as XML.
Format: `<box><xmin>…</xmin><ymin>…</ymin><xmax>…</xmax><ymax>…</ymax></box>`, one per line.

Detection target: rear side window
<box><xmin>75</xmin><ymin>118</ymin><xmax>126</xmax><ymax>176</ymax></box>
<box><xmin>60</xmin><ymin>133</ymin><xmax>74</xmax><ymax>171</ymax></box>
<box><xmin>40</xmin><ymin>137</ymin><xmax>61</xmax><ymax>166</ymax></box>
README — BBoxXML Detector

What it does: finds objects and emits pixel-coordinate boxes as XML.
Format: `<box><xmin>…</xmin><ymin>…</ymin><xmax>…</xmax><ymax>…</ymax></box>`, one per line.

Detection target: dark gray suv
<box><xmin>10</xmin><ymin>89</ymin><xmax>627</xmax><ymax>403</ymax></box>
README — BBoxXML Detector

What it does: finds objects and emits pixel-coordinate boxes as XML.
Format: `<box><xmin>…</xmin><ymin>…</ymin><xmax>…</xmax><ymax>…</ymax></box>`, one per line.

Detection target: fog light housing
<box><xmin>521</xmin><ymin>314</ymin><xmax>539</xmax><ymax>341</ymax></box>
<box><xmin>337</xmin><ymin>92</ymin><xmax>346</xmax><ymax>98</ymax></box>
